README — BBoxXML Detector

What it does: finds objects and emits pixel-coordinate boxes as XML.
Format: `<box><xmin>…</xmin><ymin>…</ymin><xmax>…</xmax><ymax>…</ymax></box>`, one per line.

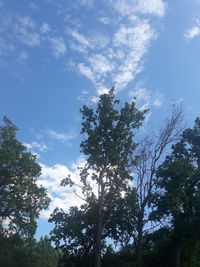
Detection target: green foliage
<box><xmin>32</xmin><ymin>236</ymin><xmax>60</xmax><ymax>267</ymax></box>
<box><xmin>0</xmin><ymin>234</ymin><xmax>60</xmax><ymax>267</ymax></box>
<box><xmin>150</xmin><ymin>118</ymin><xmax>200</xmax><ymax>265</ymax></box>
<box><xmin>102</xmin><ymin>245</ymin><xmax>136</xmax><ymax>267</ymax></box>
<box><xmin>0</xmin><ymin>116</ymin><xmax>50</xmax><ymax>237</ymax></box>
<box><xmin>105</xmin><ymin>188</ymin><xmax>139</xmax><ymax>245</ymax></box>
<box><xmin>50</xmin><ymin>89</ymin><xmax>146</xmax><ymax>266</ymax></box>
<box><xmin>49</xmin><ymin>205</ymin><xmax>95</xmax><ymax>256</ymax></box>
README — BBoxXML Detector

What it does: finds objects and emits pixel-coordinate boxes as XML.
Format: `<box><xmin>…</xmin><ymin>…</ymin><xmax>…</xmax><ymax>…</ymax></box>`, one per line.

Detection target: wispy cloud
<box><xmin>0</xmin><ymin>0</ymin><xmax>166</xmax><ymax>92</ymax></box>
<box><xmin>137</xmin><ymin>0</ymin><xmax>166</xmax><ymax>17</ymax></box>
<box><xmin>65</xmin><ymin>0</ymin><xmax>164</xmax><ymax>94</ymax></box>
<box><xmin>40</xmin><ymin>23</ymin><xmax>51</xmax><ymax>33</ymax></box>
<box><xmin>89</xmin><ymin>31</ymin><xmax>110</xmax><ymax>49</ymax></box>
<box><xmin>78</xmin><ymin>63</ymin><xmax>95</xmax><ymax>81</ymax></box>
<box><xmin>98</xmin><ymin>16</ymin><xmax>111</xmax><ymax>25</ymax></box>
<box><xmin>67</xmin><ymin>28</ymin><xmax>93</xmax><ymax>52</ymax></box>
<box><xmin>68</xmin><ymin>18</ymin><xmax>156</xmax><ymax>93</ymax></box>
<box><xmin>106</xmin><ymin>0</ymin><xmax>166</xmax><ymax>17</ymax></box>
<box><xmin>129</xmin><ymin>86</ymin><xmax>162</xmax><ymax>111</ymax></box>
<box><xmin>49</xmin><ymin>37</ymin><xmax>66</xmax><ymax>57</ymax></box>
<box><xmin>46</xmin><ymin>128</ymin><xmax>77</xmax><ymax>142</ymax></box>
<box><xmin>185</xmin><ymin>19</ymin><xmax>200</xmax><ymax>39</ymax></box>
<box><xmin>15</xmin><ymin>16</ymin><xmax>40</xmax><ymax>46</ymax></box>
<box><xmin>24</xmin><ymin>141</ymin><xmax>48</xmax><ymax>152</ymax></box>
<box><xmin>112</xmin><ymin>19</ymin><xmax>155</xmax><ymax>90</ymax></box>
<box><xmin>88</xmin><ymin>54</ymin><xmax>115</xmax><ymax>74</ymax></box>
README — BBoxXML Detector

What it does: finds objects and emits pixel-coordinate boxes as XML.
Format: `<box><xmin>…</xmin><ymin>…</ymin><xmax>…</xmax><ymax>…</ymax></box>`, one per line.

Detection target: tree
<box><xmin>0</xmin><ymin>116</ymin><xmax>50</xmax><ymax>238</ymax></box>
<box><xmin>50</xmin><ymin>88</ymin><xmax>146</xmax><ymax>267</ymax></box>
<box><xmin>0</xmin><ymin>234</ymin><xmax>60</xmax><ymax>267</ymax></box>
<box><xmin>33</xmin><ymin>236</ymin><xmax>60</xmax><ymax>267</ymax></box>
<box><xmin>49</xmin><ymin>205</ymin><xmax>95</xmax><ymax>266</ymax></box>
<box><xmin>129</xmin><ymin>105</ymin><xmax>184</xmax><ymax>267</ymax></box>
<box><xmin>151</xmin><ymin>118</ymin><xmax>200</xmax><ymax>266</ymax></box>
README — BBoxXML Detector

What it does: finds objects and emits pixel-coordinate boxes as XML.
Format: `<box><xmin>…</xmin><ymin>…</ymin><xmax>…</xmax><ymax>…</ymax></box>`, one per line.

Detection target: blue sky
<box><xmin>1</xmin><ymin>0</ymin><xmax>200</xmax><ymax>238</ymax></box>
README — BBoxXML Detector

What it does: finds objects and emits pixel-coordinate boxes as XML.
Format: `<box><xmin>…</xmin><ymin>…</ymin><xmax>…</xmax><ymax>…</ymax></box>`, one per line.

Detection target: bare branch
<box><xmin>132</xmin><ymin>104</ymin><xmax>185</xmax><ymax>263</ymax></box>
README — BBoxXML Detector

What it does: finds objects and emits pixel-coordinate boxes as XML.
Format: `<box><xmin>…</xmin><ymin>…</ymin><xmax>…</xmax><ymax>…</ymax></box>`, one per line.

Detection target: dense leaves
<box><xmin>50</xmin><ymin>89</ymin><xmax>146</xmax><ymax>267</ymax></box>
<box><xmin>0</xmin><ymin>117</ymin><xmax>50</xmax><ymax>237</ymax></box>
<box><xmin>150</xmin><ymin>118</ymin><xmax>200</xmax><ymax>266</ymax></box>
<box><xmin>0</xmin><ymin>234</ymin><xmax>60</xmax><ymax>267</ymax></box>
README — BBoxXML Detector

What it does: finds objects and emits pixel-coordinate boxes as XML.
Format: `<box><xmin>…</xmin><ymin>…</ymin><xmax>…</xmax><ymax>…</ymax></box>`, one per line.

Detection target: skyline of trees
<box><xmin>1</xmin><ymin>90</ymin><xmax>200</xmax><ymax>266</ymax></box>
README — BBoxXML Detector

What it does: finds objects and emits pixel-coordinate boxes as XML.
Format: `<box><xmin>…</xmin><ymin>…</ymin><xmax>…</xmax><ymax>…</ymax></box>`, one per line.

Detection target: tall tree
<box><xmin>50</xmin><ymin>88</ymin><xmax>146</xmax><ymax>267</ymax></box>
<box><xmin>151</xmin><ymin>118</ymin><xmax>200</xmax><ymax>266</ymax></box>
<box><xmin>0</xmin><ymin>116</ymin><xmax>50</xmax><ymax>237</ymax></box>
<box><xmin>130</xmin><ymin>105</ymin><xmax>184</xmax><ymax>267</ymax></box>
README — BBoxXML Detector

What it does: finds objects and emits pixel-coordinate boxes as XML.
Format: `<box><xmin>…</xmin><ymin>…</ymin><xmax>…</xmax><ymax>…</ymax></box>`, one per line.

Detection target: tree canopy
<box><xmin>50</xmin><ymin>88</ymin><xmax>146</xmax><ymax>267</ymax></box>
<box><xmin>0</xmin><ymin>116</ymin><xmax>50</xmax><ymax>238</ymax></box>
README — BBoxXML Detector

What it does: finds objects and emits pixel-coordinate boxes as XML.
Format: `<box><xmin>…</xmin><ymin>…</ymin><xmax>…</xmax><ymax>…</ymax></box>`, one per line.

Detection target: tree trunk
<box><xmin>94</xmin><ymin>218</ymin><xmax>102</xmax><ymax>267</ymax></box>
<box><xmin>174</xmin><ymin>243</ymin><xmax>181</xmax><ymax>267</ymax></box>
<box><xmin>173</xmin><ymin>215</ymin><xmax>181</xmax><ymax>267</ymax></box>
<box><xmin>137</xmin><ymin>211</ymin><xmax>144</xmax><ymax>267</ymax></box>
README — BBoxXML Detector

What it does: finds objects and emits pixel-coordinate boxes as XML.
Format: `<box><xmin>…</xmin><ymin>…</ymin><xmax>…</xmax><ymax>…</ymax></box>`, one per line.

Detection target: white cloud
<box><xmin>88</xmin><ymin>54</ymin><xmax>115</xmax><ymax>74</ymax></box>
<box><xmin>106</xmin><ymin>0</ymin><xmax>166</xmax><ymax>17</ymax></box>
<box><xmin>77</xmin><ymin>89</ymin><xmax>90</xmax><ymax>101</ymax></box>
<box><xmin>49</xmin><ymin>37</ymin><xmax>66</xmax><ymax>57</ymax></box>
<box><xmin>0</xmin><ymin>0</ymin><xmax>165</xmax><ymax>96</ymax></box>
<box><xmin>89</xmin><ymin>32</ymin><xmax>110</xmax><ymax>49</ymax></box>
<box><xmin>185</xmin><ymin>26</ymin><xmax>200</xmax><ymax>38</ymax></box>
<box><xmin>38</xmin><ymin>164</ymin><xmax>81</xmax><ymax>218</ymax></box>
<box><xmin>78</xmin><ymin>63</ymin><xmax>95</xmax><ymax>81</ymax></box>
<box><xmin>18</xmin><ymin>16</ymin><xmax>35</xmax><ymax>28</ymax></box>
<box><xmin>40</xmin><ymin>23</ymin><xmax>50</xmax><ymax>33</ymax></box>
<box><xmin>129</xmin><ymin>86</ymin><xmax>162</xmax><ymax>110</ymax></box>
<box><xmin>112</xmin><ymin>19</ymin><xmax>156</xmax><ymax>90</ymax></box>
<box><xmin>38</xmin><ymin>156</ymin><xmax>99</xmax><ymax>219</ymax></box>
<box><xmin>67</xmin><ymin>28</ymin><xmax>93</xmax><ymax>50</ymax></box>
<box><xmin>185</xmin><ymin>20</ymin><xmax>200</xmax><ymax>39</ymax></box>
<box><xmin>38</xmin><ymin>157</ymin><xmax>86</xmax><ymax>218</ymax></box>
<box><xmin>15</xmin><ymin>16</ymin><xmax>40</xmax><ymax>47</ymax></box>
<box><xmin>46</xmin><ymin>128</ymin><xmax>77</xmax><ymax>142</ymax></box>
<box><xmin>68</xmin><ymin>28</ymin><xmax>110</xmax><ymax>54</ymax></box>
<box><xmin>98</xmin><ymin>16</ymin><xmax>111</xmax><ymax>25</ymax></box>
<box><xmin>70</xmin><ymin>18</ymin><xmax>155</xmax><ymax>94</ymax></box>
<box><xmin>96</xmin><ymin>87</ymin><xmax>110</xmax><ymax>95</ymax></box>
<box><xmin>90</xmin><ymin>96</ymin><xmax>99</xmax><ymax>103</ymax></box>
<box><xmin>68</xmin><ymin>13</ymin><xmax>156</xmax><ymax>94</ymax></box>
<box><xmin>114</xmin><ymin>21</ymin><xmax>155</xmax><ymax>50</ymax></box>
<box><xmin>185</xmin><ymin>26</ymin><xmax>200</xmax><ymax>39</ymax></box>
<box><xmin>64</xmin><ymin>0</ymin><xmax>165</xmax><ymax>95</ymax></box>
<box><xmin>24</xmin><ymin>141</ymin><xmax>48</xmax><ymax>152</ymax></box>
<box><xmin>137</xmin><ymin>0</ymin><xmax>166</xmax><ymax>17</ymax></box>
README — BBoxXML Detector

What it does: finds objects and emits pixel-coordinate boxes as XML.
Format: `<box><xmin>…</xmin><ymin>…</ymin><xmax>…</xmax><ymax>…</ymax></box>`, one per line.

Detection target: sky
<box><xmin>1</xmin><ymin>0</ymin><xmax>200</xmax><ymax>238</ymax></box>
